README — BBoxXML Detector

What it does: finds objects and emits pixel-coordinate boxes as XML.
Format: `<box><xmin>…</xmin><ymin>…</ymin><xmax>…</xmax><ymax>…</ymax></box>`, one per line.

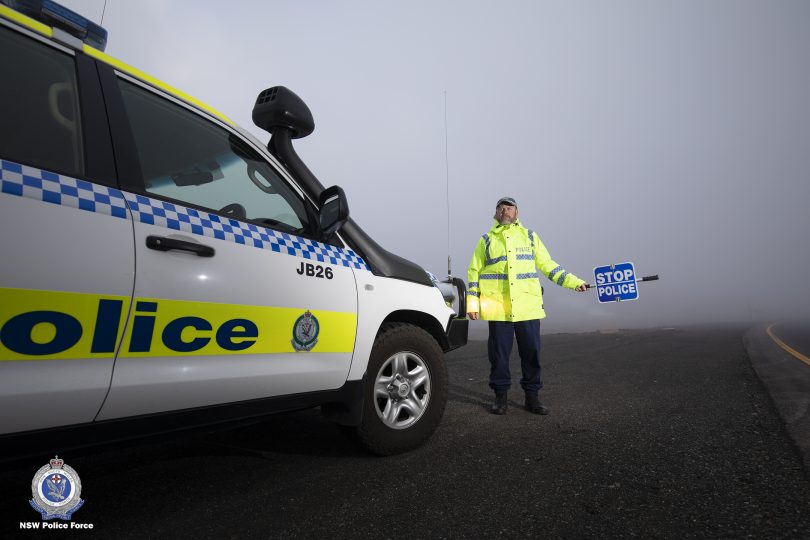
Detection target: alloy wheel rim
<box><xmin>373</xmin><ymin>351</ymin><xmax>431</xmax><ymax>429</ymax></box>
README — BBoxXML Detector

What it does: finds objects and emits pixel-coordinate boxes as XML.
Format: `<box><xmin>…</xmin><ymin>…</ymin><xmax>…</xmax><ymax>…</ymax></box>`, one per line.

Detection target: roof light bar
<box><xmin>1</xmin><ymin>0</ymin><xmax>107</xmax><ymax>50</ymax></box>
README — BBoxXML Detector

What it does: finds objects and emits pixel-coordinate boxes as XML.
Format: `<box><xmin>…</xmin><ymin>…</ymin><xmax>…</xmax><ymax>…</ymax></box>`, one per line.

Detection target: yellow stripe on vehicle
<box><xmin>0</xmin><ymin>287</ymin><xmax>356</xmax><ymax>361</ymax></box>
<box><xmin>0</xmin><ymin>5</ymin><xmax>53</xmax><ymax>38</ymax></box>
<box><xmin>82</xmin><ymin>46</ymin><xmax>234</xmax><ymax>126</ymax></box>
<box><xmin>0</xmin><ymin>4</ymin><xmax>232</xmax><ymax>126</ymax></box>
<box><xmin>0</xmin><ymin>288</ymin><xmax>130</xmax><ymax>361</ymax></box>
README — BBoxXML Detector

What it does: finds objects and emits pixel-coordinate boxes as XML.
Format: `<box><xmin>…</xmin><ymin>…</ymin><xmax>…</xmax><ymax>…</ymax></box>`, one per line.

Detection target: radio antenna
<box><xmin>444</xmin><ymin>91</ymin><xmax>451</xmax><ymax>277</ymax></box>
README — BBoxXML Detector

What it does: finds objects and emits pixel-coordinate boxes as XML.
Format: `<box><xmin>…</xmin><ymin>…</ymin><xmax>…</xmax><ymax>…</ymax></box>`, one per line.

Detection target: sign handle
<box><xmin>585</xmin><ymin>274</ymin><xmax>659</xmax><ymax>289</ymax></box>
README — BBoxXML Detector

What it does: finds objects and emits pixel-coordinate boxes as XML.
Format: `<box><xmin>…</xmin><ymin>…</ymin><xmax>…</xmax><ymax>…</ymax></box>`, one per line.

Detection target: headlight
<box><xmin>427</xmin><ymin>271</ymin><xmax>466</xmax><ymax>314</ymax></box>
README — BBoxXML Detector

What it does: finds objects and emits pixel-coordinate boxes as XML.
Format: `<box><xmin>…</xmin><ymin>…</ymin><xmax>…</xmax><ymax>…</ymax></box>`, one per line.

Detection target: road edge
<box><xmin>743</xmin><ymin>324</ymin><xmax>810</xmax><ymax>473</ymax></box>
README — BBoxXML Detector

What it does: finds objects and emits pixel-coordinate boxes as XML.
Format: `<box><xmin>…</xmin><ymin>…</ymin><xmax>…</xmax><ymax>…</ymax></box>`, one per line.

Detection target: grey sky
<box><xmin>61</xmin><ymin>0</ymin><xmax>810</xmax><ymax>333</ymax></box>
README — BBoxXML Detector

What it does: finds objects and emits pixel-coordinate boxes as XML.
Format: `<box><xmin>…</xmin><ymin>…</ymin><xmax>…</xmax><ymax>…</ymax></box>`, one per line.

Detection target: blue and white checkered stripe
<box><xmin>482</xmin><ymin>234</ymin><xmax>508</xmax><ymax>265</ymax></box>
<box><xmin>1</xmin><ymin>160</ymin><xmax>128</xmax><ymax>219</ymax></box>
<box><xmin>0</xmin><ymin>159</ymin><xmax>370</xmax><ymax>271</ymax></box>
<box><xmin>124</xmin><ymin>193</ymin><xmax>370</xmax><ymax>270</ymax></box>
<box><xmin>547</xmin><ymin>265</ymin><xmax>569</xmax><ymax>285</ymax></box>
<box><xmin>527</xmin><ymin>229</ymin><xmax>537</xmax><ymax>260</ymax></box>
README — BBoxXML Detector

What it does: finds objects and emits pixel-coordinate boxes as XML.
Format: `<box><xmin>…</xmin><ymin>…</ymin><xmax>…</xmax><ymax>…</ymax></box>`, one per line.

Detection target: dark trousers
<box><xmin>487</xmin><ymin>319</ymin><xmax>542</xmax><ymax>394</ymax></box>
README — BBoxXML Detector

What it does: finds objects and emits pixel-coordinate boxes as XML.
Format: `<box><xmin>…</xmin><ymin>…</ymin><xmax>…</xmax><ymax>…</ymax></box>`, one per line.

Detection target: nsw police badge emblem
<box><xmin>292</xmin><ymin>310</ymin><xmax>319</xmax><ymax>351</ymax></box>
<box><xmin>30</xmin><ymin>456</ymin><xmax>84</xmax><ymax>520</ymax></box>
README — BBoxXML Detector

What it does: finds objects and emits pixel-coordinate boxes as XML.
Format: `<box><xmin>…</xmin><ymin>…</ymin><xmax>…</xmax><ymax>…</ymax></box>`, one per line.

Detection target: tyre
<box><xmin>349</xmin><ymin>323</ymin><xmax>447</xmax><ymax>455</ymax></box>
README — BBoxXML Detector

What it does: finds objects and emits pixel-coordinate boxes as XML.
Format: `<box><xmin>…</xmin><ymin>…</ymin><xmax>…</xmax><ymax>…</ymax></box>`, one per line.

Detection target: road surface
<box><xmin>2</xmin><ymin>323</ymin><xmax>809</xmax><ymax>538</ymax></box>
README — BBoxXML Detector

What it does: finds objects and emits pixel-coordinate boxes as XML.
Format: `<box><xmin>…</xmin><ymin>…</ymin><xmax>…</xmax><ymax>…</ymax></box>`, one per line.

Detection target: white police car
<box><xmin>0</xmin><ymin>0</ymin><xmax>467</xmax><ymax>456</ymax></box>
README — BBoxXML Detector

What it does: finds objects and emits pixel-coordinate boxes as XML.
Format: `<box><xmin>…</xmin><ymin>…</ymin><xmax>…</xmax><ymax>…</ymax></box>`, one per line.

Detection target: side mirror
<box><xmin>319</xmin><ymin>185</ymin><xmax>349</xmax><ymax>236</ymax></box>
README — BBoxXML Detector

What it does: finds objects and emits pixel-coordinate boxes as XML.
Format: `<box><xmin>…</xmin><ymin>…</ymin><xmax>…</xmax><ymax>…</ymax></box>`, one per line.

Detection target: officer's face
<box><xmin>494</xmin><ymin>204</ymin><xmax>518</xmax><ymax>225</ymax></box>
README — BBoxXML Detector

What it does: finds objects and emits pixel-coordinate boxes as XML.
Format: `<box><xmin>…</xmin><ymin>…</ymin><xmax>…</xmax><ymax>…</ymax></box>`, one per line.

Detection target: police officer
<box><xmin>467</xmin><ymin>197</ymin><xmax>588</xmax><ymax>415</ymax></box>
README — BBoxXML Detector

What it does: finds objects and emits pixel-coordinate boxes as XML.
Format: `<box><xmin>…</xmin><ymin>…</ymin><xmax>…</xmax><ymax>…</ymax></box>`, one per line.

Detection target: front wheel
<box><xmin>349</xmin><ymin>323</ymin><xmax>447</xmax><ymax>455</ymax></box>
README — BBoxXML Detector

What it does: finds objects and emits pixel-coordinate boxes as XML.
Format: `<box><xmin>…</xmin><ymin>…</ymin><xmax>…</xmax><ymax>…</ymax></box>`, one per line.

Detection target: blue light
<box><xmin>2</xmin><ymin>0</ymin><xmax>108</xmax><ymax>51</ymax></box>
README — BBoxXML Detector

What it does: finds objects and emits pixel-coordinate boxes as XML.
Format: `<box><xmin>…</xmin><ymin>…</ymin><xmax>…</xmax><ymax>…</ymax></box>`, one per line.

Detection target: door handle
<box><xmin>146</xmin><ymin>235</ymin><xmax>215</xmax><ymax>257</ymax></box>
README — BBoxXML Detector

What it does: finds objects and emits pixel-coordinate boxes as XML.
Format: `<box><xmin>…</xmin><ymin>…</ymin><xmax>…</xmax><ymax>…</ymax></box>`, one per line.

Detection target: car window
<box><xmin>0</xmin><ymin>25</ymin><xmax>83</xmax><ymax>176</ymax></box>
<box><xmin>118</xmin><ymin>79</ymin><xmax>310</xmax><ymax>235</ymax></box>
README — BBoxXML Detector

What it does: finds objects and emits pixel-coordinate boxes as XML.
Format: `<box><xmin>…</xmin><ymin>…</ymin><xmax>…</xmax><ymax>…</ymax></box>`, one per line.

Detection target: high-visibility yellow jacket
<box><xmin>467</xmin><ymin>219</ymin><xmax>585</xmax><ymax>321</ymax></box>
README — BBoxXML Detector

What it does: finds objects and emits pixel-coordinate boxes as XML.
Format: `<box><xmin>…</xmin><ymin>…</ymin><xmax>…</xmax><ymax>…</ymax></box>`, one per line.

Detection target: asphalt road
<box><xmin>2</xmin><ymin>324</ymin><xmax>810</xmax><ymax>539</ymax></box>
<box><xmin>769</xmin><ymin>323</ymin><xmax>810</xmax><ymax>356</ymax></box>
<box><xmin>745</xmin><ymin>321</ymin><xmax>810</xmax><ymax>474</ymax></box>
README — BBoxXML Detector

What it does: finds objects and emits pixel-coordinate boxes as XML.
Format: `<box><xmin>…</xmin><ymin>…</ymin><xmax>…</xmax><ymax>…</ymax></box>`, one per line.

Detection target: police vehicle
<box><xmin>0</xmin><ymin>0</ymin><xmax>467</xmax><ymax>457</ymax></box>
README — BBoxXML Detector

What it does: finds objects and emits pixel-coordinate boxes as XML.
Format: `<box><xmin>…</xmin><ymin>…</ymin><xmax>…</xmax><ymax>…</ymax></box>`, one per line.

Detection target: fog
<box><xmin>63</xmin><ymin>0</ymin><xmax>810</xmax><ymax>334</ymax></box>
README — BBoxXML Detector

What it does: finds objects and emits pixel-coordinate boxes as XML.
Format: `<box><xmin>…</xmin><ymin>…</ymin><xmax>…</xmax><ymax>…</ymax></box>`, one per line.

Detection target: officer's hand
<box><xmin>467</xmin><ymin>312</ymin><xmax>479</xmax><ymax>320</ymax></box>
<box><xmin>575</xmin><ymin>283</ymin><xmax>589</xmax><ymax>292</ymax></box>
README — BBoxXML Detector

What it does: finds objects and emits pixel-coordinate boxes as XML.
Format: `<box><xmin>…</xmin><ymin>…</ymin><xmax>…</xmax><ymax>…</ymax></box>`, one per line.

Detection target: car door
<box><xmin>0</xmin><ymin>23</ymin><xmax>134</xmax><ymax>433</ymax></box>
<box><xmin>97</xmin><ymin>74</ymin><xmax>359</xmax><ymax>419</ymax></box>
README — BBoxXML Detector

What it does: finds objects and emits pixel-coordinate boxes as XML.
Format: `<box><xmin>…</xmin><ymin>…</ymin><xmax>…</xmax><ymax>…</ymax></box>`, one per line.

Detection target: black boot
<box><xmin>490</xmin><ymin>392</ymin><xmax>508</xmax><ymax>415</ymax></box>
<box><xmin>525</xmin><ymin>393</ymin><xmax>549</xmax><ymax>415</ymax></box>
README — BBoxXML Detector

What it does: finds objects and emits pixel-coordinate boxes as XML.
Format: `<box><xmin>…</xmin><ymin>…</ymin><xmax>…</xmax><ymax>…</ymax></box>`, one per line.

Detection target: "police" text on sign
<box><xmin>593</xmin><ymin>262</ymin><xmax>638</xmax><ymax>303</ymax></box>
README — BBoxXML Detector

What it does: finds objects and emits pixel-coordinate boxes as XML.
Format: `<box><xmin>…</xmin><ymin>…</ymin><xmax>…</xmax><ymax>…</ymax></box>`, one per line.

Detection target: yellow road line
<box><xmin>766</xmin><ymin>323</ymin><xmax>810</xmax><ymax>367</ymax></box>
